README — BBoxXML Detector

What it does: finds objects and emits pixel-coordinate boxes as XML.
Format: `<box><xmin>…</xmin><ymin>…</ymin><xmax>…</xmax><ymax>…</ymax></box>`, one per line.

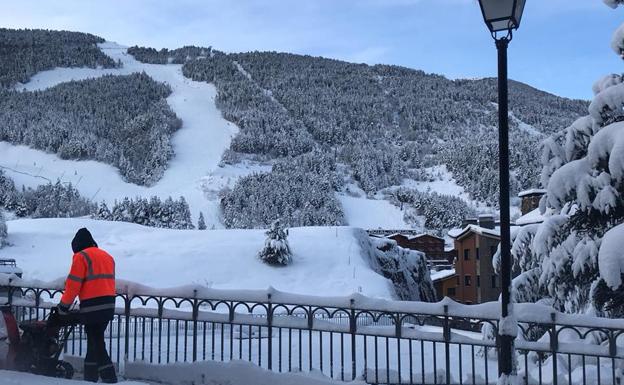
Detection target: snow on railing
<box><xmin>2</xmin><ymin>275</ymin><xmax>623</xmax><ymax>385</ymax></box>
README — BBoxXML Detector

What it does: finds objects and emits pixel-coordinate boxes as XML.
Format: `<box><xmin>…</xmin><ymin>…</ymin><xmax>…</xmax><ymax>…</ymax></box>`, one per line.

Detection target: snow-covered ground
<box><xmin>1</xmin><ymin>371</ymin><xmax>145</xmax><ymax>385</ymax></box>
<box><xmin>1</xmin><ymin>42</ymin><xmax>240</xmax><ymax>227</ymax></box>
<box><xmin>126</xmin><ymin>360</ymin><xmax>361</xmax><ymax>385</ymax></box>
<box><xmin>0</xmin><ymin>218</ymin><xmax>395</xmax><ymax>299</ymax></box>
<box><xmin>2</xmin><ymin>360</ymin><xmax>355</xmax><ymax>385</ymax></box>
<box><xmin>337</xmin><ymin>194</ymin><xmax>411</xmax><ymax>230</ymax></box>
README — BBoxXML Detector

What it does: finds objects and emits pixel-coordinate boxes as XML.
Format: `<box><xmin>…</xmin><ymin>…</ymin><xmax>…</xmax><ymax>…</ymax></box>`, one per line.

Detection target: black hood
<box><xmin>71</xmin><ymin>228</ymin><xmax>98</xmax><ymax>253</ymax></box>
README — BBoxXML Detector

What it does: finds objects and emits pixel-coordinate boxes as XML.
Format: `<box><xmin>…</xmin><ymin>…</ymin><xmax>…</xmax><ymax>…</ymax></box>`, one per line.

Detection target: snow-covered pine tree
<box><xmin>506</xmin><ymin>0</ymin><xmax>624</xmax><ymax>316</ymax></box>
<box><xmin>198</xmin><ymin>212</ymin><xmax>207</xmax><ymax>230</ymax></box>
<box><xmin>258</xmin><ymin>220</ymin><xmax>292</xmax><ymax>266</ymax></box>
<box><xmin>0</xmin><ymin>211</ymin><xmax>7</xmax><ymax>248</ymax></box>
<box><xmin>96</xmin><ymin>202</ymin><xmax>112</xmax><ymax>220</ymax></box>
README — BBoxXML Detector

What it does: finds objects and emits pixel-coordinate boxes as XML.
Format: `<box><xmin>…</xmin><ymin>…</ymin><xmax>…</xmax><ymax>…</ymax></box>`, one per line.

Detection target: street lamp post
<box><xmin>477</xmin><ymin>0</ymin><xmax>526</xmax><ymax>378</ymax></box>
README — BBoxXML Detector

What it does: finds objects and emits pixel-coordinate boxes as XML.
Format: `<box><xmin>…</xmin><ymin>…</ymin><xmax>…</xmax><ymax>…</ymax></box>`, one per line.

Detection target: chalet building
<box><xmin>449</xmin><ymin>215</ymin><xmax>501</xmax><ymax>304</ymax></box>
<box><xmin>387</xmin><ymin>233</ymin><xmax>449</xmax><ymax>267</ymax></box>
<box><xmin>431</xmin><ymin>269</ymin><xmax>457</xmax><ymax>301</ymax></box>
<box><xmin>515</xmin><ymin>189</ymin><xmax>546</xmax><ymax>226</ymax></box>
<box><xmin>518</xmin><ymin>189</ymin><xmax>546</xmax><ymax>215</ymax></box>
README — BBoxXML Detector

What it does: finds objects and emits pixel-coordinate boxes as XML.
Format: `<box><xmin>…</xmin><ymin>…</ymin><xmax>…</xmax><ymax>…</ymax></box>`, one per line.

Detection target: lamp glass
<box><xmin>479</xmin><ymin>0</ymin><xmax>525</xmax><ymax>32</ymax></box>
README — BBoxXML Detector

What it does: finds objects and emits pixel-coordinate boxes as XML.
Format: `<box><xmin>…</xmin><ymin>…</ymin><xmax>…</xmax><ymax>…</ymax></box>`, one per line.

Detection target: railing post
<box><xmin>267</xmin><ymin>293</ymin><xmax>273</xmax><ymax>371</ymax></box>
<box><xmin>350</xmin><ymin>299</ymin><xmax>357</xmax><ymax>381</ymax></box>
<box><xmin>7</xmin><ymin>278</ymin><xmax>13</xmax><ymax>306</ymax></box>
<box><xmin>609</xmin><ymin>331</ymin><xmax>617</xmax><ymax>357</ymax></box>
<box><xmin>443</xmin><ymin>305</ymin><xmax>451</xmax><ymax>385</ymax></box>
<box><xmin>550</xmin><ymin>312</ymin><xmax>558</xmax><ymax>385</ymax></box>
<box><xmin>192</xmin><ymin>289</ymin><xmax>199</xmax><ymax>362</ymax></box>
<box><xmin>124</xmin><ymin>293</ymin><xmax>131</xmax><ymax>367</ymax></box>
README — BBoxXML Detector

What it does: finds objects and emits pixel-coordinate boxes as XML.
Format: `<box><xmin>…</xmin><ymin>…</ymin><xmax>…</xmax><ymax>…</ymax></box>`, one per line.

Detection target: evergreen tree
<box><xmin>0</xmin><ymin>211</ymin><xmax>7</xmax><ymax>248</ymax></box>
<box><xmin>507</xmin><ymin>1</ymin><xmax>624</xmax><ymax>316</ymax></box>
<box><xmin>97</xmin><ymin>195</ymin><xmax>194</xmax><ymax>230</ymax></box>
<box><xmin>258</xmin><ymin>220</ymin><xmax>292</xmax><ymax>266</ymax></box>
<box><xmin>96</xmin><ymin>202</ymin><xmax>112</xmax><ymax>220</ymax></box>
<box><xmin>197</xmin><ymin>212</ymin><xmax>207</xmax><ymax>230</ymax></box>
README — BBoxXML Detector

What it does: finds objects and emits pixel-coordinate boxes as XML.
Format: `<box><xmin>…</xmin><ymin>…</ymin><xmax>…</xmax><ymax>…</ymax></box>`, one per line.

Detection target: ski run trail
<box><xmin>0</xmin><ymin>41</ymin><xmax>415</xmax><ymax>230</ymax></box>
<box><xmin>1</xmin><ymin>42</ymin><xmax>242</xmax><ymax>227</ymax></box>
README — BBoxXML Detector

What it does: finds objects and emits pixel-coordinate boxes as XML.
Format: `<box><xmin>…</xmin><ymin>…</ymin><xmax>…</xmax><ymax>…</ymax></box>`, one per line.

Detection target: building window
<box><xmin>476</xmin><ymin>247</ymin><xmax>480</xmax><ymax>260</ymax></box>
<box><xmin>491</xmin><ymin>274</ymin><xmax>497</xmax><ymax>288</ymax></box>
<box><xmin>447</xmin><ymin>287</ymin><xmax>456</xmax><ymax>296</ymax></box>
<box><xmin>463</xmin><ymin>249</ymin><xmax>470</xmax><ymax>260</ymax></box>
<box><xmin>464</xmin><ymin>275</ymin><xmax>472</xmax><ymax>286</ymax></box>
<box><xmin>477</xmin><ymin>275</ymin><xmax>480</xmax><ymax>287</ymax></box>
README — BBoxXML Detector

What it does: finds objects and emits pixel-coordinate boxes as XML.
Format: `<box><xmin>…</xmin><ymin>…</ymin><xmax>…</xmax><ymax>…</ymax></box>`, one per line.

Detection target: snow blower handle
<box><xmin>47</xmin><ymin>306</ymin><xmax>81</xmax><ymax>327</ymax></box>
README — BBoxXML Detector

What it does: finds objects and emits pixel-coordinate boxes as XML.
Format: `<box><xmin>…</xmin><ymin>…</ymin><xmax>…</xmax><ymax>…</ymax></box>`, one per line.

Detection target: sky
<box><xmin>1</xmin><ymin>0</ymin><xmax>622</xmax><ymax>100</ymax></box>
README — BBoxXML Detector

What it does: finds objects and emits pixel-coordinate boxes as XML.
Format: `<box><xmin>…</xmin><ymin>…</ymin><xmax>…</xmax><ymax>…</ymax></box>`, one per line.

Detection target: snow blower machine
<box><xmin>1</xmin><ymin>305</ymin><xmax>79</xmax><ymax>378</ymax></box>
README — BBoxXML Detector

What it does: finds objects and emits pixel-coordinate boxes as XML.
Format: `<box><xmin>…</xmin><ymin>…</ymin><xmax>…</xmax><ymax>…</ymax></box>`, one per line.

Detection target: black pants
<box><xmin>84</xmin><ymin>322</ymin><xmax>117</xmax><ymax>383</ymax></box>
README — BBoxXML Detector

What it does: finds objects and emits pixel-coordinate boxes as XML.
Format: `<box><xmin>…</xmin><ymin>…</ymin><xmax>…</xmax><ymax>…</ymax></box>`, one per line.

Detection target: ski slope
<box><xmin>1</xmin><ymin>42</ymin><xmax>239</xmax><ymax>227</ymax></box>
<box><xmin>404</xmin><ymin>165</ymin><xmax>472</xmax><ymax>202</ymax></box>
<box><xmin>337</xmin><ymin>194</ymin><xmax>412</xmax><ymax>230</ymax></box>
<box><xmin>0</xmin><ymin>218</ymin><xmax>395</xmax><ymax>299</ymax></box>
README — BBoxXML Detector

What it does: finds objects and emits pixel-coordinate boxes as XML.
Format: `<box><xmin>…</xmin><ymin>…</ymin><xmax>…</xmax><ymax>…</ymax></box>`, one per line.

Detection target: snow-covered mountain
<box><xmin>0</xmin><ymin>29</ymin><xmax>588</xmax><ymax>235</ymax></box>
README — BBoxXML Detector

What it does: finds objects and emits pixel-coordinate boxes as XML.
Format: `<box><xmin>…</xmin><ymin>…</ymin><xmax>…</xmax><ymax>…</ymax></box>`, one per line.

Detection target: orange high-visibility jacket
<box><xmin>60</xmin><ymin>247</ymin><xmax>115</xmax><ymax>308</ymax></box>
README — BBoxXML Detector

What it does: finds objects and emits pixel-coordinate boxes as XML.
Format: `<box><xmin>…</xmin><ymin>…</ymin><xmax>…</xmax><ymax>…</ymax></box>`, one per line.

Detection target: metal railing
<box><xmin>2</xmin><ymin>280</ymin><xmax>623</xmax><ymax>385</ymax></box>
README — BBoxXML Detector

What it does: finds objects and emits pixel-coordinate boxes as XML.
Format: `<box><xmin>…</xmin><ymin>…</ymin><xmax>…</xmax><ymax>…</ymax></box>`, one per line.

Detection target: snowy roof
<box><xmin>0</xmin><ymin>265</ymin><xmax>22</xmax><ymax>274</ymax></box>
<box><xmin>518</xmin><ymin>189</ymin><xmax>546</xmax><ymax>198</ymax></box>
<box><xmin>385</xmin><ymin>232</ymin><xmax>443</xmax><ymax>241</ymax></box>
<box><xmin>430</xmin><ymin>269</ymin><xmax>456</xmax><ymax>282</ymax></box>
<box><xmin>407</xmin><ymin>233</ymin><xmax>444</xmax><ymax>241</ymax></box>
<box><xmin>449</xmin><ymin>225</ymin><xmax>500</xmax><ymax>241</ymax></box>
<box><xmin>514</xmin><ymin>208</ymin><xmax>545</xmax><ymax>226</ymax></box>
<box><xmin>447</xmin><ymin>228</ymin><xmax>463</xmax><ymax>238</ymax></box>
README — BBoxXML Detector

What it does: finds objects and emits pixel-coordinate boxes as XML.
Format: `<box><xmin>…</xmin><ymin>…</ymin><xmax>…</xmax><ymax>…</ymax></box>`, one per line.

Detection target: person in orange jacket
<box><xmin>58</xmin><ymin>228</ymin><xmax>117</xmax><ymax>383</ymax></box>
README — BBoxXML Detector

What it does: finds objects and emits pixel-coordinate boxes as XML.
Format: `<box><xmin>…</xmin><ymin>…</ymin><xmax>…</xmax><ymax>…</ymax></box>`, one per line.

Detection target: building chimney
<box><xmin>462</xmin><ymin>217</ymin><xmax>478</xmax><ymax>228</ymax></box>
<box><xmin>518</xmin><ymin>189</ymin><xmax>546</xmax><ymax>215</ymax></box>
<box><xmin>478</xmin><ymin>214</ymin><xmax>495</xmax><ymax>229</ymax></box>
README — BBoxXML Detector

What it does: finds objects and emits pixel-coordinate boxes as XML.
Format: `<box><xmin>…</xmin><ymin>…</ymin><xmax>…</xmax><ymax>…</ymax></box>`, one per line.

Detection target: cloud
<box><xmin>0</xmin><ymin>0</ymin><xmax>618</xmax><ymax>99</ymax></box>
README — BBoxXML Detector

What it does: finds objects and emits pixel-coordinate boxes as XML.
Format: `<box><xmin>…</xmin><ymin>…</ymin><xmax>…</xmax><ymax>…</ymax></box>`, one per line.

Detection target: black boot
<box><xmin>99</xmin><ymin>363</ymin><xmax>118</xmax><ymax>384</ymax></box>
<box><xmin>83</xmin><ymin>362</ymin><xmax>99</xmax><ymax>382</ymax></box>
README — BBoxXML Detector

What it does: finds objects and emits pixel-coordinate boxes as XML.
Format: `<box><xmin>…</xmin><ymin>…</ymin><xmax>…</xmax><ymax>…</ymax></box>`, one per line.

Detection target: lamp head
<box><xmin>478</xmin><ymin>0</ymin><xmax>526</xmax><ymax>34</ymax></box>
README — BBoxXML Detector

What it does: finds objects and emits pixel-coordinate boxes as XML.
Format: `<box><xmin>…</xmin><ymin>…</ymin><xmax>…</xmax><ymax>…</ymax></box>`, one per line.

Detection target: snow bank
<box><xmin>587</xmin><ymin>121</ymin><xmax>624</xmax><ymax>181</ymax></box>
<box><xmin>598</xmin><ymin>223</ymin><xmax>624</xmax><ymax>289</ymax></box>
<box><xmin>0</xmin><ymin>218</ymin><xmax>396</xmax><ymax>299</ymax></box>
<box><xmin>589</xmin><ymin>82</ymin><xmax>624</xmax><ymax>124</ymax></box>
<box><xmin>604</xmin><ymin>0</ymin><xmax>624</xmax><ymax>9</ymax></box>
<box><xmin>1</xmin><ymin>42</ymin><xmax>239</xmax><ymax>227</ymax></box>
<box><xmin>0</xmin><ymin>370</ymin><xmax>145</xmax><ymax>385</ymax></box>
<box><xmin>125</xmin><ymin>360</ymin><xmax>357</xmax><ymax>385</ymax></box>
<box><xmin>514</xmin><ymin>208</ymin><xmax>544</xmax><ymax>226</ymax></box>
<box><xmin>545</xmin><ymin>159</ymin><xmax>592</xmax><ymax>210</ymax></box>
<box><xmin>593</xmin><ymin>74</ymin><xmax>624</xmax><ymax>95</ymax></box>
<box><xmin>611</xmin><ymin>21</ymin><xmax>624</xmax><ymax>57</ymax></box>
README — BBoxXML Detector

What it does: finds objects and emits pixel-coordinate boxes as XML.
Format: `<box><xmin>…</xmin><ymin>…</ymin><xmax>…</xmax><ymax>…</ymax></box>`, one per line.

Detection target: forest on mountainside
<box><xmin>0</xmin><ymin>28</ymin><xmax>117</xmax><ymax>88</ymax></box>
<box><xmin>0</xmin><ymin>73</ymin><xmax>182</xmax><ymax>185</ymax></box>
